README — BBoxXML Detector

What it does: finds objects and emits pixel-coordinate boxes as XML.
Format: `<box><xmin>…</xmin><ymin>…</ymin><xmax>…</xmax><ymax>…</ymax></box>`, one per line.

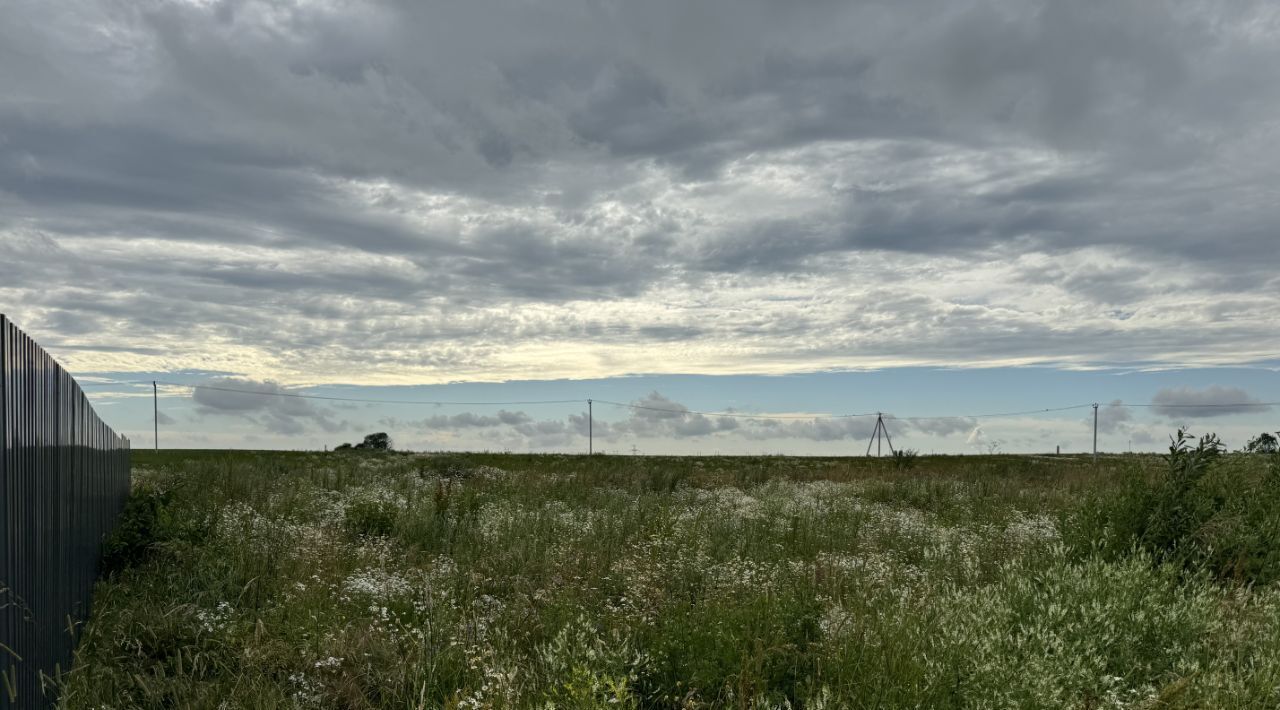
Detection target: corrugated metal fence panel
<box><xmin>0</xmin><ymin>316</ymin><xmax>130</xmax><ymax>708</ymax></box>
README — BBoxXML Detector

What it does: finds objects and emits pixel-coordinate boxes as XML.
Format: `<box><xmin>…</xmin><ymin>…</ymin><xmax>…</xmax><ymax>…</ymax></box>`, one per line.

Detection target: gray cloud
<box><xmin>423</xmin><ymin>411</ymin><xmax>533</xmax><ymax>429</ymax></box>
<box><xmin>551</xmin><ymin>393</ymin><xmax>908</xmax><ymax>445</ymax></box>
<box><xmin>192</xmin><ymin>378</ymin><xmax>347</xmax><ymax>435</ymax></box>
<box><xmin>1150</xmin><ymin>386</ymin><xmax>1271</xmax><ymax>419</ymax></box>
<box><xmin>1094</xmin><ymin>400</ymin><xmax>1135</xmax><ymax>434</ymax></box>
<box><xmin>737</xmin><ymin>417</ymin><xmax>876</xmax><ymax>443</ymax></box>
<box><xmin>606</xmin><ymin>392</ymin><xmax>742</xmax><ymax>439</ymax></box>
<box><xmin>3</xmin><ymin>0</ymin><xmax>1280</xmax><ymax>384</ymax></box>
<box><xmin>906</xmin><ymin>417</ymin><xmax>978</xmax><ymax>438</ymax></box>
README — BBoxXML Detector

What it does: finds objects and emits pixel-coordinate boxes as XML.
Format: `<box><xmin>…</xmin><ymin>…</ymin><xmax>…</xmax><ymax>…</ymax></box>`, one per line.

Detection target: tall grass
<box><xmin>58</xmin><ymin>451</ymin><xmax>1280</xmax><ymax>709</ymax></box>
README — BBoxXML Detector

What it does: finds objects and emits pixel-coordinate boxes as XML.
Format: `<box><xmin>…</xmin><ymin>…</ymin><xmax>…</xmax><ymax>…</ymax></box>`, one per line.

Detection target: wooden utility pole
<box><xmin>153</xmin><ymin>380</ymin><xmax>159</xmax><ymax>452</ymax></box>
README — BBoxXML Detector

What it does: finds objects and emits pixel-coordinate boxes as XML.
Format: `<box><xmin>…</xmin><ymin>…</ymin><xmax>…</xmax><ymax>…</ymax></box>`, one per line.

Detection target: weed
<box><xmin>892</xmin><ymin>448</ymin><xmax>919</xmax><ymax>471</ymax></box>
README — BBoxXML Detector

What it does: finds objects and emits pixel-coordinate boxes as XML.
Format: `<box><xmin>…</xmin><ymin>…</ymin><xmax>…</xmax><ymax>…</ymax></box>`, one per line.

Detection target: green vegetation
<box><xmin>1242</xmin><ymin>432</ymin><xmax>1279</xmax><ymax>455</ymax></box>
<box><xmin>336</xmin><ymin>432</ymin><xmax>394</xmax><ymax>452</ymax></box>
<box><xmin>1074</xmin><ymin>430</ymin><xmax>1280</xmax><ymax>586</ymax></box>
<box><xmin>60</xmin><ymin>448</ymin><xmax>1280</xmax><ymax>708</ymax></box>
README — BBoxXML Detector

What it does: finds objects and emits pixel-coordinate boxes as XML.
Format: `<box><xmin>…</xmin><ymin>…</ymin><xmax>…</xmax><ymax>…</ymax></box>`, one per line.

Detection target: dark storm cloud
<box><xmin>1150</xmin><ymin>386</ymin><xmax>1271</xmax><ymax>419</ymax></box>
<box><xmin>3</xmin><ymin>0</ymin><xmax>1280</xmax><ymax>381</ymax></box>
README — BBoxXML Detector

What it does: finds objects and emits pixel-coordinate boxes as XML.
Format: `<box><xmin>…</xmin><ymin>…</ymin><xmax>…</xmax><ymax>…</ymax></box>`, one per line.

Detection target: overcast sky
<box><xmin>2</xmin><ymin>0</ymin><xmax>1278</xmax><ymax>453</ymax></box>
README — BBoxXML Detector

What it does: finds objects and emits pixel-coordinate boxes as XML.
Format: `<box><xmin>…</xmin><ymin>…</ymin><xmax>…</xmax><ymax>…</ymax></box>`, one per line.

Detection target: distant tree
<box><xmin>334</xmin><ymin>442</ymin><xmax>353</xmax><ymax>451</ymax></box>
<box><xmin>354</xmin><ymin>432</ymin><xmax>392</xmax><ymax>451</ymax></box>
<box><xmin>1243</xmin><ymin>432</ymin><xmax>1279</xmax><ymax>454</ymax></box>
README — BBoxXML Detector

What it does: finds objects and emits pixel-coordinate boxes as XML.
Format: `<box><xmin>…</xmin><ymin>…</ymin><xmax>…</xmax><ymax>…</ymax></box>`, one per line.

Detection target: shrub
<box><xmin>1073</xmin><ymin>429</ymin><xmax>1280</xmax><ymax>584</ymax></box>
<box><xmin>1242</xmin><ymin>432</ymin><xmax>1279</xmax><ymax>454</ymax></box>
<box><xmin>892</xmin><ymin>449</ymin><xmax>919</xmax><ymax>471</ymax></box>
<box><xmin>101</xmin><ymin>487</ymin><xmax>174</xmax><ymax>574</ymax></box>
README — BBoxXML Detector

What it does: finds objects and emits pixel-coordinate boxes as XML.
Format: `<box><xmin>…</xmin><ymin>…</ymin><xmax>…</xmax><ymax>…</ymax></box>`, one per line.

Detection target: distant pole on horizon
<box><xmin>1092</xmin><ymin>402</ymin><xmax>1099</xmax><ymax>463</ymax></box>
<box><xmin>588</xmin><ymin>399</ymin><xmax>593</xmax><ymax>456</ymax></box>
<box><xmin>153</xmin><ymin>380</ymin><xmax>159</xmax><ymax>452</ymax></box>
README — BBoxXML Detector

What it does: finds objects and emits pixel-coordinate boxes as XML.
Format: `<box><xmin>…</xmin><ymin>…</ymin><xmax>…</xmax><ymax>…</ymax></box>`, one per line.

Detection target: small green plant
<box><xmin>1164</xmin><ymin>429</ymin><xmax>1224</xmax><ymax>478</ymax></box>
<box><xmin>434</xmin><ymin>478</ymin><xmax>453</xmax><ymax>518</ymax></box>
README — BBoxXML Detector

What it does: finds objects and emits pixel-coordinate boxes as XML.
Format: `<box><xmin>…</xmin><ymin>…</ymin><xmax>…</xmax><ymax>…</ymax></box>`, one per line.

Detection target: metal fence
<box><xmin>0</xmin><ymin>316</ymin><xmax>130</xmax><ymax>708</ymax></box>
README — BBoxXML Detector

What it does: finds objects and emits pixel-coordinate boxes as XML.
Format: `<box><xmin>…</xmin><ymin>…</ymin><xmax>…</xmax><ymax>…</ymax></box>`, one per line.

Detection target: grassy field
<box><xmin>59</xmin><ymin>448</ymin><xmax>1280</xmax><ymax>709</ymax></box>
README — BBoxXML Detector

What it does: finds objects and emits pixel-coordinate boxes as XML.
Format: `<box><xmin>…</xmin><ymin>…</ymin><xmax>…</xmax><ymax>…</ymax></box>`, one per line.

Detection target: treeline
<box><xmin>334</xmin><ymin>432</ymin><xmax>391</xmax><ymax>451</ymax></box>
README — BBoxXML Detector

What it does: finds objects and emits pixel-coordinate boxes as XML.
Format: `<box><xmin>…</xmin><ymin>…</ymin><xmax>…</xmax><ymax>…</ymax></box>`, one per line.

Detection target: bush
<box><xmin>1242</xmin><ymin>432</ymin><xmax>1279</xmax><ymax>454</ymax></box>
<box><xmin>892</xmin><ymin>449</ymin><xmax>919</xmax><ymax>471</ymax></box>
<box><xmin>101</xmin><ymin>487</ymin><xmax>174</xmax><ymax>575</ymax></box>
<box><xmin>1073</xmin><ymin>429</ymin><xmax>1280</xmax><ymax>584</ymax></box>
